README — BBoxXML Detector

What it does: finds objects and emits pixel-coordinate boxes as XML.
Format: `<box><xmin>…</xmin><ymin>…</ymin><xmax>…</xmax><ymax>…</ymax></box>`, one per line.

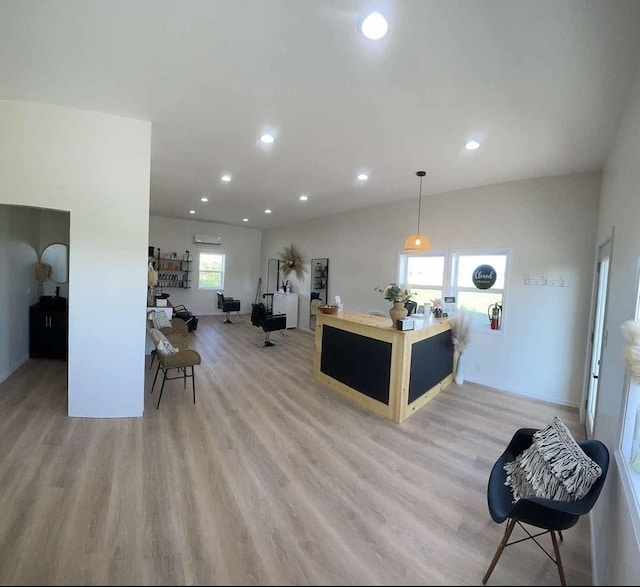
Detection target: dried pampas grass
<box><xmin>621</xmin><ymin>320</ymin><xmax>640</xmax><ymax>382</ymax></box>
<box><xmin>449</xmin><ymin>311</ymin><xmax>473</xmax><ymax>356</ymax></box>
<box><xmin>35</xmin><ymin>261</ymin><xmax>52</xmax><ymax>283</ymax></box>
<box><xmin>279</xmin><ymin>243</ymin><xmax>306</xmax><ymax>281</ymax></box>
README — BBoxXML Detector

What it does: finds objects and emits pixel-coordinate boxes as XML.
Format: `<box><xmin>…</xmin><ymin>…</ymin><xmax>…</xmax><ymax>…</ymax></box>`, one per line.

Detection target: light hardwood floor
<box><xmin>0</xmin><ymin>315</ymin><xmax>591</xmax><ymax>585</ymax></box>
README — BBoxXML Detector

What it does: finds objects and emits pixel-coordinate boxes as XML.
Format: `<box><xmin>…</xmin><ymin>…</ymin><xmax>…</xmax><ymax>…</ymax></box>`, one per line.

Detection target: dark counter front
<box><xmin>320</xmin><ymin>325</ymin><xmax>392</xmax><ymax>405</ymax></box>
<box><xmin>408</xmin><ymin>329</ymin><xmax>454</xmax><ymax>403</ymax></box>
<box><xmin>313</xmin><ymin>310</ymin><xmax>454</xmax><ymax>423</ymax></box>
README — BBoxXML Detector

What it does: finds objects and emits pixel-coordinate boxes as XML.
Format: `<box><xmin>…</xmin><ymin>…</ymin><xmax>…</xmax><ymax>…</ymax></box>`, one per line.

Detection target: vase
<box><xmin>389</xmin><ymin>301</ymin><xmax>408</xmax><ymax>326</ymax></box>
<box><xmin>455</xmin><ymin>353</ymin><xmax>464</xmax><ymax>385</ymax></box>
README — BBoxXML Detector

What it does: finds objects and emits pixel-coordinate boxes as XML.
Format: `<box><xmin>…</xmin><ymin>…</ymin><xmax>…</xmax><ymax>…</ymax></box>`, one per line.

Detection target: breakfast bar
<box><xmin>313</xmin><ymin>310</ymin><xmax>454</xmax><ymax>423</ymax></box>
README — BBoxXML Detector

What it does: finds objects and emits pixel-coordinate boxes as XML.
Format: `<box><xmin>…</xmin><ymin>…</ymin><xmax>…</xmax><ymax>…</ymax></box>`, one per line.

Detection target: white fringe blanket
<box><xmin>504</xmin><ymin>416</ymin><xmax>602</xmax><ymax>502</ymax></box>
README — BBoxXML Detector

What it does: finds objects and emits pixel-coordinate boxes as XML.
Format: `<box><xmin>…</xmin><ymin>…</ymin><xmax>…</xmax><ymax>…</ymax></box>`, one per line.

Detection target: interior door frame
<box><xmin>582</xmin><ymin>233</ymin><xmax>614</xmax><ymax>437</ymax></box>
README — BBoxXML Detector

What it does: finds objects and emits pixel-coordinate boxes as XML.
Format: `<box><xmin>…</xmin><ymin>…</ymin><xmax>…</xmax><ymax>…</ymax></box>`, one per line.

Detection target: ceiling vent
<box><xmin>193</xmin><ymin>233</ymin><xmax>222</xmax><ymax>245</ymax></box>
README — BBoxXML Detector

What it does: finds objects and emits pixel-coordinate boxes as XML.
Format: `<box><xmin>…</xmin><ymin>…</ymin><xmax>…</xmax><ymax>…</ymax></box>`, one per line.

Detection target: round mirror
<box><xmin>40</xmin><ymin>243</ymin><xmax>69</xmax><ymax>284</ymax></box>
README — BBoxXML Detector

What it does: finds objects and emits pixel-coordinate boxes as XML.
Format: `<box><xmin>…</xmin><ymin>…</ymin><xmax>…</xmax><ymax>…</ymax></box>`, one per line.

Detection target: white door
<box><xmin>586</xmin><ymin>240</ymin><xmax>612</xmax><ymax>436</ymax></box>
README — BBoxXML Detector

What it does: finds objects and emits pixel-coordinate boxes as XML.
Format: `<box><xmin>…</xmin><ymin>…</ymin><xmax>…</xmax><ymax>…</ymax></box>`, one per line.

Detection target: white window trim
<box><xmin>451</xmin><ymin>248</ymin><xmax>511</xmax><ymax>334</ymax></box>
<box><xmin>198</xmin><ymin>252</ymin><xmax>225</xmax><ymax>290</ymax></box>
<box><xmin>397</xmin><ymin>248</ymin><xmax>511</xmax><ymax>334</ymax></box>
<box><xmin>615</xmin><ymin>254</ymin><xmax>640</xmax><ymax>547</ymax></box>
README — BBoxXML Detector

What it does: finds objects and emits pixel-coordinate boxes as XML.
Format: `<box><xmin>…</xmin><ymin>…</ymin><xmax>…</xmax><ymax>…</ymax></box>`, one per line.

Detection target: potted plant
<box><xmin>375</xmin><ymin>282</ymin><xmax>413</xmax><ymax>325</ymax></box>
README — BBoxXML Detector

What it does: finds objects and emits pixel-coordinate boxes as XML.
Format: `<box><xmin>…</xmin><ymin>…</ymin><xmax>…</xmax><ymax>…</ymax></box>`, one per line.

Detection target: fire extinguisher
<box><xmin>488</xmin><ymin>302</ymin><xmax>502</xmax><ymax>330</ymax></box>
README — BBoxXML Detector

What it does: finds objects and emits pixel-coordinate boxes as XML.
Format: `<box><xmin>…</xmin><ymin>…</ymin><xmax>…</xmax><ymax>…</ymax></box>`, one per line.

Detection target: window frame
<box><xmin>450</xmin><ymin>249</ymin><xmax>510</xmax><ymax>335</ymax></box>
<box><xmin>398</xmin><ymin>248</ymin><xmax>510</xmax><ymax>333</ymax></box>
<box><xmin>616</xmin><ymin>255</ymin><xmax>640</xmax><ymax>544</ymax></box>
<box><xmin>398</xmin><ymin>251</ymin><xmax>447</xmax><ymax>307</ymax></box>
<box><xmin>198</xmin><ymin>252</ymin><xmax>225</xmax><ymax>290</ymax></box>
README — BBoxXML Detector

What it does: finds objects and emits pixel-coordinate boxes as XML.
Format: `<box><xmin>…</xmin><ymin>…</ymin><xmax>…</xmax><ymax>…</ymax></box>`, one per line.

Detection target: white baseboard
<box><xmin>464</xmin><ymin>376</ymin><xmax>580</xmax><ymax>409</ymax></box>
<box><xmin>0</xmin><ymin>354</ymin><xmax>30</xmax><ymax>384</ymax></box>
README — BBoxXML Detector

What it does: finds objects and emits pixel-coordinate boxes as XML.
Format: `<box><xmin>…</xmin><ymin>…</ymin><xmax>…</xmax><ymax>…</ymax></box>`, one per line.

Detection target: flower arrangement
<box><xmin>375</xmin><ymin>282</ymin><xmax>413</xmax><ymax>303</ymax></box>
<box><xmin>35</xmin><ymin>261</ymin><xmax>52</xmax><ymax>298</ymax></box>
<box><xmin>448</xmin><ymin>311</ymin><xmax>473</xmax><ymax>356</ymax></box>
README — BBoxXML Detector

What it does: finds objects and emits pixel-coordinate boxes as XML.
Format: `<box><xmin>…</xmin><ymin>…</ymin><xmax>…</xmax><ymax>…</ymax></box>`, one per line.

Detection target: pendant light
<box><xmin>403</xmin><ymin>170</ymin><xmax>431</xmax><ymax>253</ymax></box>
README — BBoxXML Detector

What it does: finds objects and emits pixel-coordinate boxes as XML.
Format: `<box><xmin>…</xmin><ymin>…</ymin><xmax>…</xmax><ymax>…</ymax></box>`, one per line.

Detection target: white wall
<box><xmin>0</xmin><ymin>205</ymin><xmax>40</xmax><ymax>382</ymax></box>
<box><xmin>589</xmin><ymin>62</ymin><xmax>640</xmax><ymax>585</ymax></box>
<box><xmin>148</xmin><ymin>216</ymin><xmax>262</xmax><ymax>316</ymax></box>
<box><xmin>262</xmin><ymin>172</ymin><xmax>600</xmax><ymax>407</ymax></box>
<box><xmin>0</xmin><ymin>101</ymin><xmax>151</xmax><ymax>418</ymax></box>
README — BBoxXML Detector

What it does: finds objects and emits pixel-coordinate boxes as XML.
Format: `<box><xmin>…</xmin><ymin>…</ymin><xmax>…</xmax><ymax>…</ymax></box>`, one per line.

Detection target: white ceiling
<box><xmin>2</xmin><ymin>0</ymin><xmax>640</xmax><ymax>228</ymax></box>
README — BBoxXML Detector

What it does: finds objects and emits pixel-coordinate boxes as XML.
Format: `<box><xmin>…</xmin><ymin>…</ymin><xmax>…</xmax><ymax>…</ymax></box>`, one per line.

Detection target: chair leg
<box><xmin>151</xmin><ymin>362</ymin><xmax>161</xmax><ymax>394</ymax></box>
<box><xmin>149</xmin><ymin>349</ymin><xmax>156</xmax><ymax>370</ymax></box>
<box><xmin>156</xmin><ymin>370</ymin><xmax>167</xmax><ymax>409</ymax></box>
<box><xmin>263</xmin><ymin>330</ymin><xmax>275</xmax><ymax>347</ymax></box>
<box><xmin>550</xmin><ymin>530</ymin><xmax>567</xmax><ymax>587</ymax></box>
<box><xmin>183</xmin><ymin>367</ymin><xmax>187</xmax><ymax>389</ymax></box>
<box><xmin>483</xmin><ymin>518</ymin><xmax>516</xmax><ymax>585</ymax></box>
<box><xmin>558</xmin><ymin>530</ymin><xmax>563</xmax><ymax>542</ymax></box>
<box><xmin>192</xmin><ymin>365</ymin><xmax>196</xmax><ymax>404</ymax></box>
<box><xmin>223</xmin><ymin>311</ymin><xmax>232</xmax><ymax>324</ymax></box>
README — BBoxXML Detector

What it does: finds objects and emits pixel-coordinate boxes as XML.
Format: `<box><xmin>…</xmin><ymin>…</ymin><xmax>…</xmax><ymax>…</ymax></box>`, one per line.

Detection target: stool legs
<box><xmin>151</xmin><ymin>362</ymin><xmax>161</xmax><ymax>394</ymax></box>
<box><xmin>550</xmin><ymin>530</ymin><xmax>566</xmax><ymax>587</ymax></box>
<box><xmin>152</xmin><ymin>364</ymin><xmax>197</xmax><ymax>408</ymax></box>
<box><xmin>192</xmin><ymin>365</ymin><xmax>196</xmax><ymax>404</ymax></box>
<box><xmin>156</xmin><ymin>370</ymin><xmax>167</xmax><ymax>409</ymax></box>
<box><xmin>483</xmin><ymin>518</ymin><xmax>516</xmax><ymax>585</ymax></box>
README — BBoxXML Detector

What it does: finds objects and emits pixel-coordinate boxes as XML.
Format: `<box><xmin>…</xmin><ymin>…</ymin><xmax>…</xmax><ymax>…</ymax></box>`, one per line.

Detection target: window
<box><xmin>398</xmin><ymin>250</ymin><xmax>508</xmax><ymax>331</ymax></box>
<box><xmin>451</xmin><ymin>252</ymin><xmax>507</xmax><ymax>331</ymax></box>
<box><xmin>619</xmin><ymin>265</ymin><xmax>640</xmax><ymax>522</ymax></box>
<box><xmin>198</xmin><ymin>253</ymin><xmax>225</xmax><ymax>289</ymax></box>
<box><xmin>400</xmin><ymin>254</ymin><xmax>445</xmax><ymax>309</ymax></box>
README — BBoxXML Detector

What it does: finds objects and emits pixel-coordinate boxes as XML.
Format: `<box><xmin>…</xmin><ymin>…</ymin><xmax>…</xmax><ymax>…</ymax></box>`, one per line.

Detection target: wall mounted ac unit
<box><xmin>193</xmin><ymin>233</ymin><xmax>222</xmax><ymax>245</ymax></box>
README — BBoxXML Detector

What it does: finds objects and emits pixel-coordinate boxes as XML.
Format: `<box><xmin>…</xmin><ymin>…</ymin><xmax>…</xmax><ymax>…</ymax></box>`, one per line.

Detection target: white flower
<box><xmin>375</xmin><ymin>282</ymin><xmax>413</xmax><ymax>303</ymax></box>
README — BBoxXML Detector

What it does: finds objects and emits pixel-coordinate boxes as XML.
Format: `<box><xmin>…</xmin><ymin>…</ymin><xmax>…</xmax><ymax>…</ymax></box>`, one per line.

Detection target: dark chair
<box><xmin>483</xmin><ymin>428</ymin><xmax>609</xmax><ymax>586</ymax></box>
<box><xmin>404</xmin><ymin>300</ymin><xmax>418</xmax><ymax>315</ymax></box>
<box><xmin>217</xmin><ymin>291</ymin><xmax>241</xmax><ymax>323</ymax></box>
<box><xmin>251</xmin><ymin>302</ymin><xmax>287</xmax><ymax>347</ymax></box>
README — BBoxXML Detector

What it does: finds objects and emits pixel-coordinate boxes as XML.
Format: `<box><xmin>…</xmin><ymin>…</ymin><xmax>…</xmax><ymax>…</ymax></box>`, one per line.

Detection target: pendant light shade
<box><xmin>403</xmin><ymin>233</ymin><xmax>431</xmax><ymax>253</ymax></box>
<box><xmin>403</xmin><ymin>171</ymin><xmax>431</xmax><ymax>253</ymax></box>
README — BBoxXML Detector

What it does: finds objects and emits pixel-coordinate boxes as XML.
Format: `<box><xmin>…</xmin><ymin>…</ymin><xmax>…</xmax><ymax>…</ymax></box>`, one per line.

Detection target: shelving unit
<box><xmin>154</xmin><ymin>251</ymin><xmax>192</xmax><ymax>289</ymax></box>
<box><xmin>310</xmin><ymin>258</ymin><xmax>329</xmax><ymax>331</ymax></box>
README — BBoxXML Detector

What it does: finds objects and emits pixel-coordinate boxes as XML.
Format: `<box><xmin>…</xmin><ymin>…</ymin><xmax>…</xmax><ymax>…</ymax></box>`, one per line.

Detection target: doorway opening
<box><xmin>585</xmin><ymin>239</ymin><xmax>612</xmax><ymax>437</ymax></box>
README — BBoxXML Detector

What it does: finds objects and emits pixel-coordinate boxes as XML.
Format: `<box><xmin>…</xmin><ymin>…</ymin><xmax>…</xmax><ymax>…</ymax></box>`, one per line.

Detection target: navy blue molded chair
<box><xmin>483</xmin><ymin>428</ymin><xmax>609</xmax><ymax>586</ymax></box>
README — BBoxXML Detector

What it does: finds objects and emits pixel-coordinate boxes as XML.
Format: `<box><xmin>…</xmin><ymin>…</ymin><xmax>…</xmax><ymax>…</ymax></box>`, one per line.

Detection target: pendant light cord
<box><xmin>416</xmin><ymin>174</ymin><xmax>423</xmax><ymax>233</ymax></box>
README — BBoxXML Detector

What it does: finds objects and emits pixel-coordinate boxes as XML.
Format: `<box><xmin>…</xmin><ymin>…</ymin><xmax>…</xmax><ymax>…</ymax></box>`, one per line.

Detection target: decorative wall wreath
<box><xmin>279</xmin><ymin>243</ymin><xmax>306</xmax><ymax>281</ymax></box>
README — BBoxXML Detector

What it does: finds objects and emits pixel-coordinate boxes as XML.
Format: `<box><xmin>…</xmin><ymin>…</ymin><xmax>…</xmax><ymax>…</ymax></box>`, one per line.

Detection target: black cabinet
<box><xmin>29</xmin><ymin>304</ymin><xmax>68</xmax><ymax>360</ymax></box>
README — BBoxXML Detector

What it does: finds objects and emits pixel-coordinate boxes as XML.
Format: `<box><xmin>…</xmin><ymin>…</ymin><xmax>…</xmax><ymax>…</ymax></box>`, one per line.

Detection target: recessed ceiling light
<box><xmin>200</xmin><ymin>197</ymin><xmax>209</xmax><ymax>202</ymax></box>
<box><xmin>221</xmin><ymin>174</ymin><xmax>232</xmax><ymax>182</ymax></box>
<box><xmin>465</xmin><ymin>140</ymin><xmax>480</xmax><ymax>150</ymax></box>
<box><xmin>189</xmin><ymin>210</ymin><xmax>195</xmax><ymax>214</ymax></box>
<box><xmin>260</xmin><ymin>133</ymin><xmax>275</xmax><ymax>144</ymax></box>
<box><xmin>242</xmin><ymin>218</ymin><xmax>249</xmax><ymax>222</ymax></box>
<box><xmin>299</xmin><ymin>195</ymin><xmax>309</xmax><ymax>201</ymax></box>
<box><xmin>265</xmin><ymin>209</ymin><xmax>272</xmax><ymax>214</ymax></box>
<box><xmin>357</xmin><ymin>173</ymin><xmax>369</xmax><ymax>181</ymax></box>
<box><xmin>361</xmin><ymin>12</ymin><xmax>388</xmax><ymax>40</ymax></box>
